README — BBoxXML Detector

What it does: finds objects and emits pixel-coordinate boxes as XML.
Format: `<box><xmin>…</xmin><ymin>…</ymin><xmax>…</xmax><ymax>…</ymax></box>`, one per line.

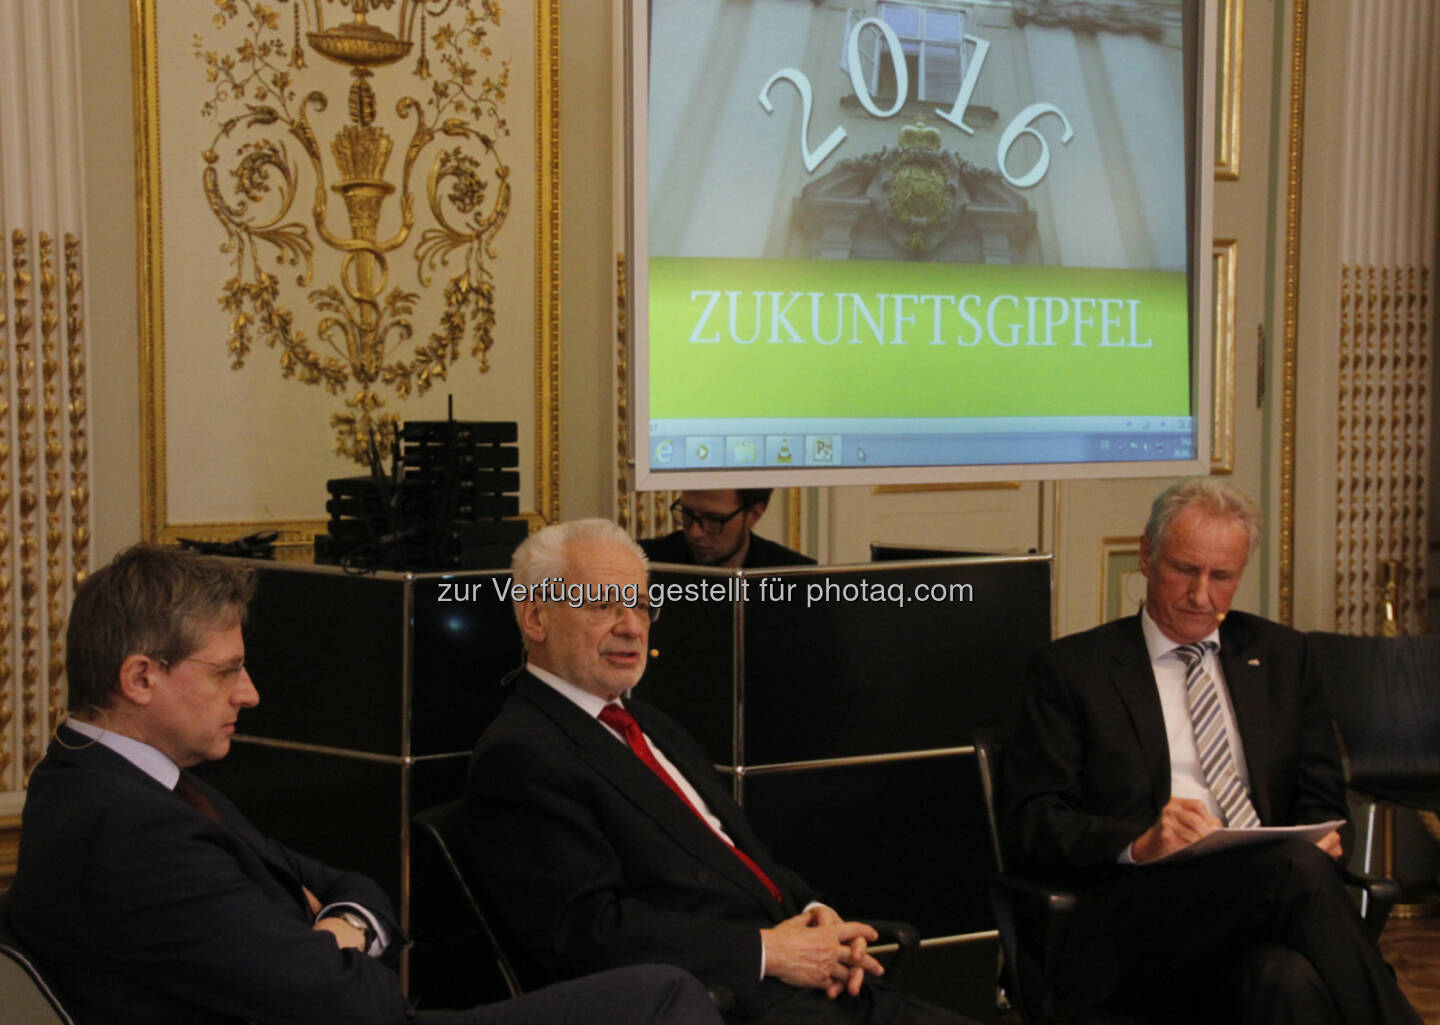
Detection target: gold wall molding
<box><xmin>133</xmin><ymin>0</ymin><xmax>562</xmax><ymax>548</ymax></box>
<box><xmin>1098</xmin><ymin>534</ymin><xmax>1143</xmax><ymax>623</ymax></box>
<box><xmin>0</xmin><ymin>814</ymin><xmax>19</xmax><ymax>891</ymax></box>
<box><xmin>1334</xmin><ymin>265</ymin><xmax>1430</xmax><ymax>635</ymax></box>
<box><xmin>1214</xmin><ymin>0</ymin><xmax>1244</xmax><ymax>180</ymax></box>
<box><xmin>1277</xmin><ymin>0</ymin><xmax>1308</xmax><ymax>626</ymax></box>
<box><xmin>0</xmin><ymin>260</ymin><xmax>10</xmax><ymax>788</ymax></box>
<box><xmin>1211</xmin><ymin>239</ymin><xmax>1237</xmax><ymax>473</ymax></box>
<box><xmin>613</xmin><ymin>253</ymin><xmax>679</xmax><ymax>539</ymax></box>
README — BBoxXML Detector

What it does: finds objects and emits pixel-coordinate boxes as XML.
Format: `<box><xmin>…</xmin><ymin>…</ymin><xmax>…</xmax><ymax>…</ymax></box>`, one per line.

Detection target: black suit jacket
<box><xmin>1000</xmin><ymin>611</ymin><xmax>1349</xmax><ymax>878</ymax></box>
<box><xmin>640</xmin><ymin>531</ymin><xmax>816</xmax><ymax>569</ymax></box>
<box><xmin>10</xmin><ymin>728</ymin><xmax>411</xmax><ymax>1025</ymax></box>
<box><xmin>465</xmin><ymin>674</ymin><xmax>814</xmax><ymax>1015</ymax></box>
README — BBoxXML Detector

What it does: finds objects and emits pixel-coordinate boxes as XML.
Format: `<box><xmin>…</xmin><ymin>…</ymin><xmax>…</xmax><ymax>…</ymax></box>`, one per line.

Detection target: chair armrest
<box><xmin>859</xmin><ymin>918</ymin><xmax>919</xmax><ymax>979</ymax></box>
<box><xmin>1341</xmin><ymin>866</ymin><xmax>1399</xmax><ymax>940</ymax></box>
<box><xmin>990</xmin><ymin>872</ymin><xmax>1078</xmax><ymax>917</ymax></box>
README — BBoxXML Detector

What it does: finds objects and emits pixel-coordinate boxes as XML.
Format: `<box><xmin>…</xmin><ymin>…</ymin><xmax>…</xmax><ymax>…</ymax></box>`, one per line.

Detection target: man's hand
<box><xmin>312</xmin><ymin>914</ymin><xmax>368</xmax><ymax>950</ymax></box>
<box><xmin>302</xmin><ymin>886</ymin><xmax>323</xmax><ymax>917</ymax></box>
<box><xmin>1315</xmin><ymin>829</ymin><xmax>1343</xmax><ymax>860</ymax></box>
<box><xmin>1129</xmin><ymin>797</ymin><xmax>1220</xmax><ymax>863</ymax></box>
<box><xmin>761</xmin><ymin>910</ymin><xmax>883</xmax><ymax>998</ymax></box>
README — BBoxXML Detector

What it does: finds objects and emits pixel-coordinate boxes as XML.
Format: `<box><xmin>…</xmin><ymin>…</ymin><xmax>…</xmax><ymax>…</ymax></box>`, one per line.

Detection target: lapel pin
<box><xmin>1247</xmin><ymin>658</ymin><xmax>1261</xmax><ymax>666</ymax></box>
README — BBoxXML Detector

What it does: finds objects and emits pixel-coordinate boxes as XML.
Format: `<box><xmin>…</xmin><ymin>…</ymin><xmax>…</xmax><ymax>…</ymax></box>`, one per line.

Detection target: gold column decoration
<box><xmin>38</xmin><ymin>234</ymin><xmax>67</xmax><ymax>728</ymax></box>
<box><xmin>615</xmin><ymin>252</ymin><xmax>631</xmax><ymax>532</ymax></box>
<box><xmin>12</xmin><ymin>231</ymin><xmax>42</xmax><ymax>776</ymax></box>
<box><xmin>1277</xmin><ymin>0</ymin><xmax>1308</xmax><ymax>625</ymax></box>
<box><xmin>1334</xmin><ymin>265</ymin><xmax>1429</xmax><ymax>635</ymax></box>
<box><xmin>64</xmin><ymin>234</ymin><xmax>90</xmax><ymax>589</ymax></box>
<box><xmin>195</xmin><ymin>0</ymin><xmax>513</xmax><ymax>461</ymax></box>
<box><xmin>0</xmin><ymin>260</ymin><xmax>10</xmax><ymax>789</ymax></box>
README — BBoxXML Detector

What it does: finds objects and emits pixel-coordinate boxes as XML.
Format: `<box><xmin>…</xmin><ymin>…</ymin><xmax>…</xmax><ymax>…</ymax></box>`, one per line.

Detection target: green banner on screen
<box><xmin>649</xmin><ymin>258</ymin><xmax>1191</xmax><ymax>420</ymax></box>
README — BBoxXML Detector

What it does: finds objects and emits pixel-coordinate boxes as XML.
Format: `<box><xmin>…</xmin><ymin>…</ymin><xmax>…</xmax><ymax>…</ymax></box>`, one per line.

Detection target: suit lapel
<box><xmin>1106</xmin><ymin>617</ymin><xmax>1172</xmax><ymax>811</ymax></box>
<box><xmin>516</xmin><ymin>675</ymin><xmax>784</xmax><ymax>914</ymax></box>
<box><xmin>50</xmin><ymin>728</ymin><xmax>309</xmax><ymax>911</ymax></box>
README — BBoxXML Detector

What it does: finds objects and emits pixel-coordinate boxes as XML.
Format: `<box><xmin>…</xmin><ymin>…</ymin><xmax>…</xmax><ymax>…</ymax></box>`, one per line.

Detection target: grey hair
<box><xmin>1143</xmin><ymin>478</ymin><xmax>1262</xmax><ymax>558</ymax></box>
<box><xmin>508</xmin><ymin>518</ymin><xmax>648</xmax><ymax>627</ymax></box>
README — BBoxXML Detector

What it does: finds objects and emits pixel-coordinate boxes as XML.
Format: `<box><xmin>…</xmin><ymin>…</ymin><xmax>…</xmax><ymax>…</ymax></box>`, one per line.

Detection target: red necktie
<box><xmin>175</xmin><ymin>774</ymin><xmax>224</xmax><ymax>825</ymax></box>
<box><xmin>599</xmin><ymin>703</ymin><xmax>782</xmax><ymax>904</ymax></box>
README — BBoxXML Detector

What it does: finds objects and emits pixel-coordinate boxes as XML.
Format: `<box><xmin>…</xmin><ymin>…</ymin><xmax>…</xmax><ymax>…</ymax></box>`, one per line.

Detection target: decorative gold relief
<box><xmin>136</xmin><ymin>0</ymin><xmax>562</xmax><ymax>546</ymax></box>
<box><xmin>615</xmin><ymin>252</ymin><xmax>631</xmax><ymax>532</ymax></box>
<box><xmin>1276</xmin><ymin>0</ymin><xmax>1307</xmax><ymax>625</ymax></box>
<box><xmin>1214</xmin><ymin>0</ymin><xmax>1243</xmax><ymax>180</ymax></box>
<box><xmin>1210</xmin><ymin>239</ymin><xmax>1237</xmax><ymax>473</ymax></box>
<box><xmin>194</xmin><ymin>0</ymin><xmax>511</xmax><ymax>461</ymax></box>
<box><xmin>1334</xmin><ymin>264</ymin><xmax>1430</xmax><ymax>635</ymax></box>
<box><xmin>38</xmin><ymin>234</ymin><xmax>66</xmax><ymax>730</ymax></box>
<box><xmin>12</xmin><ymin>231</ymin><xmax>42</xmax><ymax>776</ymax></box>
<box><xmin>64</xmin><ymin>235</ymin><xmax>90</xmax><ymax>589</ymax></box>
<box><xmin>0</xmin><ymin>260</ymin><xmax>10</xmax><ymax>788</ymax></box>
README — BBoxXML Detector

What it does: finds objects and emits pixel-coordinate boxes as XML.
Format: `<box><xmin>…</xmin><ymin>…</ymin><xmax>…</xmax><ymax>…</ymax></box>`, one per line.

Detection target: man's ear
<box><xmin>743</xmin><ymin>501</ymin><xmax>767</xmax><ymax>531</ymax></box>
<box><xmin>117</xmin><ymin>653</ymin><xmax>163</xmax><ymax>707</ymax></box>
<box><xmin>1138</xmin><ymin>534</ymin><xmax>1154</xmax><ymax>578</ymax></box>
<box><xmin>517</xmin><ymin>601</ymin><xmax>547</xmax><ymax>646</ymax></box>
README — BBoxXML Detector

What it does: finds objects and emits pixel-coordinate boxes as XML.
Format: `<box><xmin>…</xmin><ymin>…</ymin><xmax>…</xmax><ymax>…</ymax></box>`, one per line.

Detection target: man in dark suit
<box><xmin>640</xmin><ymin>490</ymin><xmax>814</xmax><ymax>568</ymax></box>
<box><xmin>9</xmin><ymin>543</ymin><xmax>721</xmax><ymax>1025</ymax></box>
<box><xmin>467</xmin><ymin>519</ymin><xmax>969</xmax><ymax>1024</ymax></box>
<box><xmin>1002</xmin><ymin>479</ymin><xmax>1421</xmax><ymax>1024</ymax></box>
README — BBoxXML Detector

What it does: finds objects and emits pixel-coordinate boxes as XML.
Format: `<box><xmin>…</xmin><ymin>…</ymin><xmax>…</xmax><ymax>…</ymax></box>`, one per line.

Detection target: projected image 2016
<box><xmin>635</xmin><ymin>0</ymin><xmax>1210</xmax><ymax>484</ymax></box>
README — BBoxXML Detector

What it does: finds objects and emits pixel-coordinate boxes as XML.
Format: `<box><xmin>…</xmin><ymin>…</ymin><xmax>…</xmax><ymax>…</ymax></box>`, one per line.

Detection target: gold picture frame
<box><xmin>132</xmin><ymin>0</ymin><xmax>560</xmax><ymax>551</ymax></box>
<box><xmin>1211</xmin><ymin>239</ymin><xmax>1237</xmax><ymax>474</ymax></box>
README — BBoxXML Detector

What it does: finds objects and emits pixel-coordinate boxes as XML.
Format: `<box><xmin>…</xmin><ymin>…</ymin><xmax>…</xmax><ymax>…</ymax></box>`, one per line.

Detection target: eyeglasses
<box><xmin>577</xmin><ymin>600</ymin><xmax>661</xmax><ymax>625</ymax></box>
<box><xmin>670</xmin><ymin>499</ymin><xmax>746</xmax><ymax>535</ymax></box>
<box><xmin>157</xmin><ymin>656</ymin><xmax>248</xmax><ymax>681</ymax></box>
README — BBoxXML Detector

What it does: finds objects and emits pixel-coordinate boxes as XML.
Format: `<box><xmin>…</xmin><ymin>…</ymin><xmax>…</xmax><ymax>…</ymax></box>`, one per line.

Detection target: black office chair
<box><xmin>412</xmin><ymin>799</ymin><xmax>919</xmax><ymax>1012</ymax></box>
<box><xmin>973</xmin><ymin>735</ymin><xmax>1399</xmax><ymax>1025</ymax></box>
<box><xmin>1306</xmin><ymin>630</ymin><xmax>1440</xmax><ymax>895</ymax></box>
<box><xmin>412</xmin><ymin>800</ymin><xmax>531</xmax><ymax>999</ymax></box>
<box><xmin>0</xmin><ymin>892</ymin><xmax>77</xmax><ymax>1025</ymax></box>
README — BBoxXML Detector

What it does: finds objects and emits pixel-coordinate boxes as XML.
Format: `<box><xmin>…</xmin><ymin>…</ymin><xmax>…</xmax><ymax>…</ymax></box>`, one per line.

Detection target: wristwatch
<box><xmin>322</xmin><ymin>908</ymin><xmax>376</xmax><ymax>951</ymax></box>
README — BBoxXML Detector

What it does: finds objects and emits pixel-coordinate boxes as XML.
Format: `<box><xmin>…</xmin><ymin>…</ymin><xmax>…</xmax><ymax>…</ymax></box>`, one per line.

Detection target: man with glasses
<box><xmin>10</xmin><ymin>543</ymin><xmax>721</xmax><ymax>1025</ymax></box>
<box><xmin>466</xmin><ymin>519</ymin><xmax>970</xmax><ymax>1025</ymax></box>
<box><xmin>640</xmin><ymin>490</ymin><xmax>814</xmax><ymax>569</ymax></box>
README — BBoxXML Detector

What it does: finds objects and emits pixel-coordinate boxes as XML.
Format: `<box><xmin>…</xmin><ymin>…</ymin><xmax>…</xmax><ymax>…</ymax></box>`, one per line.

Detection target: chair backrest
<box><xmin>411</xmin><ymin>799</ymin><xmax>532</xmax><ymax>999</ymax></box>
<box><xmin>1306</xmin><ymin>631</ymin><xmax>1440</xmax><ymax>796</ymax></box>
<box><xmin>974</xmin><ymin>734</ymin><xmax>1007</xmax><ymax>875</ymax></box>
<box><xmin>0</xmin><ymin>892</ymin><xmax>77</xmax><ymax>1025</ymax></box>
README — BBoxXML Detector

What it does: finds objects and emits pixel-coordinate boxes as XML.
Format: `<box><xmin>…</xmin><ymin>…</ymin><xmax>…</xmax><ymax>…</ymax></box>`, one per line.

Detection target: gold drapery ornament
<box><xmin>197</xmin><ymin>0</ymin><xmax>511</xmax><ymax>460</ymax></box>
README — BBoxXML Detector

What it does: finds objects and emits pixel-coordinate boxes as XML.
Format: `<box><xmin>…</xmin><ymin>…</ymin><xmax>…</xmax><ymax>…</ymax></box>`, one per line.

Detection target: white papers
<box><xmin>1139</xmin><ymin>820</ymin><xmax>1345</xmax><ymax>866</ymax></box>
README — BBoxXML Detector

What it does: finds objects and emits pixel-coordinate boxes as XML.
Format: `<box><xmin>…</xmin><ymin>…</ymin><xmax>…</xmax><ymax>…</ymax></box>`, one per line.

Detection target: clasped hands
<box><xmin>1129</xmin><ymin>797</ymin><xmax>1343</xmax><ymax>863</ymax></box>
<box><xmin>761</xmin><ymin>905</ymin><xmax>884</xmax><ymax>999</ymax></box>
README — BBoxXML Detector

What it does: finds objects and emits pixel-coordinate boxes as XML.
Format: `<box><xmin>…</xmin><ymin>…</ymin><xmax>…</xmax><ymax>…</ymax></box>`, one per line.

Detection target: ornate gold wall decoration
<box><xmin>11</xmin><ymin>231</ymin><xmax>42</xmax><ymax>776</ymax></box>
<box><xmin>1276</xmin><ymin>0</ymin><xmax>1308</xmax><ymax>625</ymax></box>
<box><xmin>194</xmin><ymin>0</ymin><xmax>512</xmax><ymax>461</ymax></box>
<box><xmin>0</xmin><ymin>261</ymin><xmax>10</xmax><ymax>788</ymax></box>
<box><xmin>38</xmin><ymin>234</ymin><xmax>67</xmax><ymax>730</ymax></box>
<box><xmin>64</xmin><ymin>235</ymin><xmax>90</xmax><ymax>590</ymax></box>
<box><xmin>1334</xmin><ymin>264</ymin><xmax>1429</xmax><ymax>635</ymax></box>
<box><xmin>615</xmin><ymin>253</ymin><xmax>631</xmax><ymax>531</ymax></box>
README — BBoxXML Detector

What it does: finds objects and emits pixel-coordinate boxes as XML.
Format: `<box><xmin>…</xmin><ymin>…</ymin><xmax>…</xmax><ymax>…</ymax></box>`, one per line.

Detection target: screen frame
<box><xmin>625</xmin><ymin>0</ymin><xmax>1218</xmax><ymax>489</ymax></box>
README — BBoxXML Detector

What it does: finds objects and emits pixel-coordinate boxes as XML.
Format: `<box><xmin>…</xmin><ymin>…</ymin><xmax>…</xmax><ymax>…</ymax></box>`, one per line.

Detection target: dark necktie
<box><xmin>598</xmin><ymin>703</ymin><xmax>782</xmax><ymax>904</ymax></box>
<box><xmin>1174</xmin><ymin>642</ymin><xmax>1261</xmax><ymax>828</ymax></box>
<box><xmin>175</xmin><ymin>773</ymin><xmax>225</xmax><ymax>826</ymax></box>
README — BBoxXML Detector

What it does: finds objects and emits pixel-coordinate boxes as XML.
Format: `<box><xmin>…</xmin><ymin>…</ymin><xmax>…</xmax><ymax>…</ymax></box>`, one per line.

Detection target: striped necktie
<box><xmin>1174</xmin><ymin>642</ymin><xmax>1261</xmax><ymax>829</ymax></box>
